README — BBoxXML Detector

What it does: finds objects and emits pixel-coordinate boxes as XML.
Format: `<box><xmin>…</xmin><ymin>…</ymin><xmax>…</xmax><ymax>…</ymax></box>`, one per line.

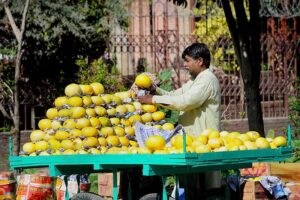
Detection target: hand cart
<box><xmin>9</xmin><ymin>126</ymin><xmax>293</xmax><ymax>200</ymax></box>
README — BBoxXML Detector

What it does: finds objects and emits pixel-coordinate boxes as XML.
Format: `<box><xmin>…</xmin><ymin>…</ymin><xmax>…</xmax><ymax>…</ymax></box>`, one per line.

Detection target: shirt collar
<box><xmin>193</xmin><ymin>68</ymin><xmax>210</xmax><ymax>81</ymax></box>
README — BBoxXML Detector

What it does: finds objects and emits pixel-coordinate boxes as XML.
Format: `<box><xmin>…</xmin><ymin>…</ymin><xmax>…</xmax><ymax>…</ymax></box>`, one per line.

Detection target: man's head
<box><xmin>182</xmin><ymin>43</ymin><xmax>211</xmax><ymax>78</ymax></box>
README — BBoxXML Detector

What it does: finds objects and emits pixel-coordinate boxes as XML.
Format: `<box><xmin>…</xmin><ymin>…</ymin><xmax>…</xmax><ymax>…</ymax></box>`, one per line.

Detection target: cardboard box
<box><xmin>241</xmin><ymin>163</ymin><xmax>300</xmax><ymax>200</ymax></box>
<box><xmin>285</xmin><ymin>182</ymin><xmax>300</xmax><ymax>200</ymax></box>
<box><xmin>98</xmin><ymin>173</ymin><xmax>120</xmax><ymax>199</ymax></box>
<box><xmin>268</xmin><ymin>163</ymin><xmax>300</xmax><ymax>182</ymax></box>
<box><xmin>242</xmin><ymin>181</ymin><xmax>274</xmax><ymax>200</ymax></box>
<box><xmin>240</xmin><ymin>162</ymin><xmax>269</xmax><ymax>177</ymax></box>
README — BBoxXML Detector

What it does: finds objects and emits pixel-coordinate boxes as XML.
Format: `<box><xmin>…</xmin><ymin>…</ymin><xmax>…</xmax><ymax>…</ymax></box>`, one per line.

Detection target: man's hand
<box><xmin>148</xmin><ymin>84</ymin><xmax>157</xmax><ymax>94</ymax></box>
<box><xmin>136</xmin><ymin>95</ymin><xmax>153</xmax><ymax>104</ymax></box>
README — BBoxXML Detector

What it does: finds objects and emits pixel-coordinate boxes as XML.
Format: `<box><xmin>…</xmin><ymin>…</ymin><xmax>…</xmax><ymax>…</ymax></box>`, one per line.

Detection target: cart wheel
<box><xmin>70</xmin><ymin>192</ymin><xmax>104</xmax><ymax>200</ymax></box>
<box><xmin>139</xmin><ymin>193</ymin><xmax>175</xmax><ymax>200</ymax></box>
<box><xmin>139</xmin><ymin>193</ymin><xmax>160</xmax><ymax>200</ymax></box>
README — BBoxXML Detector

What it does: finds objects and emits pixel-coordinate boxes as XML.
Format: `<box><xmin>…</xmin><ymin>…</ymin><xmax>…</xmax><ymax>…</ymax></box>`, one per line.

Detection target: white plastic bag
<box><xmin>134</xmin><ymin>121</ymin><xmax>183</xmax><ymax>147</ymax></box>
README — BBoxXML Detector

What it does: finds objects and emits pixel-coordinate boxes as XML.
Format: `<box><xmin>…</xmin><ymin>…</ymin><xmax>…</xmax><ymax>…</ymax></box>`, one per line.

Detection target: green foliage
<box><xmin>0</xmin><ymin>123</ymin><xmax>10</xmax><ymax>132</ymax></box>
<box><xmin>158</xmin><ymin>68</ymin><xmax>173</xmax><ymax>91</ymax></box>
<box><xmin>157</xmin><ymin>68</ymin><xmax>179</xmax><ymax>124</ymax></box>
<box><xmin>0</xmin><ymin>0</ymin><xmax>130</xmax><ymax>124</ymax></box>
<box><xmin>193</xmin><ymin>0</ymin><xmax>248</xmax><ymax>71</ymax></box>
<box><xmin>289</xmin><ymin>79</ymin><xmax>300</xmax><ymax>138</ymax></box>
<box><xmin>21</xmin><ymin>168</ymin><xmax>40</xmax><ymax>174</ymax></box>
<box><xmin>76</xmin><ymin>56</ymin><xmax>128</xmax><ymax>93</ymax></box>
<box><xmin>265</xmin><ymin>129</ymin><xmax>275</xmax><ymax>139</ymax></box>
<box><xmin>1</xmin><ymin>0</ymin><xmax>129</xmax><ymax>56</ymax></box>
<box><xmin>286</xmin><ymin>79</ymin><xmax>300</xmax><ymax>162</ymax></box>
<box><xmin>285</xmin><ymin>139</ymin><xmax>300</xmax><ymax>163</ymax></box>
<box><xmin>193</xmin><ymin>0</ymin><xmax>233</xmax><ymax>68</ymax></box>
<box><xmin>89</xmin><ymin>173</ymin><xmax>98</xmax><ymax>194</ymax></box>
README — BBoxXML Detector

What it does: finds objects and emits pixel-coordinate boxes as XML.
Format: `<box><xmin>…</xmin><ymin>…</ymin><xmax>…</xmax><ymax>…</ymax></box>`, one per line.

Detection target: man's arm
<box><xmin>156</xmin><ymin>81</ymin><xmax>191</xmax><ymax>96</ymax></box>
<box><xmin>152</xmin><ymin>80</ymin><xmax>214</xmax><ymax>111</ymax></box>
<box><xmin>136</xmin><ymin>95</ymin><xmax>153</xmax><ymax>104</ymax></box>
<box><xmin>136</xmin><ymin>95</ymin><xmax>177</xmax><ymax>110</ymax></box>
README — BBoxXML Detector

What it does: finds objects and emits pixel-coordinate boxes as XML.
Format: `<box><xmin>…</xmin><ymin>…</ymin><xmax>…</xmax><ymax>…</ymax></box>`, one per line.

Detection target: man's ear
<box><xmin>198</xmin><ymin>57</ymin><xmax>203</xmax><ymax>65</ymax></box>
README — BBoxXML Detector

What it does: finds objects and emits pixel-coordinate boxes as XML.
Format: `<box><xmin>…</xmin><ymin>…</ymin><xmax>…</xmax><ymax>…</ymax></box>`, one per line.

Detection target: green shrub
<box><xmin>76</xmin><ymin>56</ymin><xmax>128</xmax><ymax>93</ymax></box>
<box><xmin>289</xmin><ymin>79</ymin><xmax>300</xmax><ymax>138</ymax></box>
<box><xmin>286</xmin><ymin>79</ymin><xmax>300</xmax><ymax>162</ymax></box>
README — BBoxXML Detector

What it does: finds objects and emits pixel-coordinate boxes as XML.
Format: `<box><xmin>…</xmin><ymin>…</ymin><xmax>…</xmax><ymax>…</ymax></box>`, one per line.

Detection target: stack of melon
<box><xmin>21</xmin><ymin>74</ymin><xmax>288</xmax><ymax>156</ymax></box>
<box><xmin>22</xmin><ymin>80</ymin><xmax>175</xmax><ymax>156</ymax></box>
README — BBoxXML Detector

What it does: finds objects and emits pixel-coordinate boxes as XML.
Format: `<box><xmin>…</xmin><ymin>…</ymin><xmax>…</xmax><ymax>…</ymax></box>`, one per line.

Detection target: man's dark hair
<box><xmin>182</xmin><ymin>43</ymin><xmax>211</xmax><ymax>68</ymax></box>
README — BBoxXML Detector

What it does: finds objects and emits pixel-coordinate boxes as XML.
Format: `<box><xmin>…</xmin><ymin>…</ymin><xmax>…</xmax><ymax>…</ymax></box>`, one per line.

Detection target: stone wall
<box><xmin>221</xmin><ymin>117</ymin><xmax>290</xmax><ymax>134</ymax></box>
<box><xmin>0</xmin><ymin>131</ymin><xmax>31</xmax><ymax>171</ymax></box>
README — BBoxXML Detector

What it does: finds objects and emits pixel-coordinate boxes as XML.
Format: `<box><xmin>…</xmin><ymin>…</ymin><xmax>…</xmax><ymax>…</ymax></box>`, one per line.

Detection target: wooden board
<box><xmin>285</xmin><ymin>183</ymin><xmax>300</xmax><ymax>200</ymax></box>
<box><xmin>242</xmin><ymin>181</ymin><xmax>274</xmax><ymax>200</ymax></box>
<box><xmin>98</xmin><ymin>173</ymin><xmax>120</xmax><ymax>198</ymax></box>
<box><xmin>269</xmin><ymin>163</ymin><xmax>300</xmax><ymax>182</ymax></box>
<box><xmin>240</xmin><ymin>162</ymin><xmax>270</xmax><ymax>177</ymax></box>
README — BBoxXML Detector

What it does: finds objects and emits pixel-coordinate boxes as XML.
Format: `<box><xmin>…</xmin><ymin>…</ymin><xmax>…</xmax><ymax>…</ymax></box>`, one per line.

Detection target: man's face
<box><xmin>183</xmin><ymin>55</ymin><xmax>204</xmax><ymax>78</ymax></box>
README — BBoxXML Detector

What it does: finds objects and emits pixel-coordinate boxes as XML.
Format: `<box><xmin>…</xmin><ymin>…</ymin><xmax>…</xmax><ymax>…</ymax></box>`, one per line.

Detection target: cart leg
<box><xmin>64</xmin><ymin>176</ymin><xmax>70</xmax><ymax>200</ymax></box>
<box><xmin>224</xmin><ymin>170</ymin><xmax>241</xmax><ymax>200</ymax></box>
<box><xmin>183</xmin><ymin>175</ymin><xmax>189</xmax><ymax>200</ymax></box>
<box><xmin>113</xmin><ymin>170</ymin><xmax>118</xmax><ymax>200</ymax></box>
<box><xmin>224</xmin><ymin>171</ymin><xmax>230</xmax><ymax>200</ymax></box>
<box><xmin>175</xmin><ymin>175</ymin><xmax>180</xmax><ymax>200</ymax></box>
<box><xmin>225</xmin><ymin>183</ymin><xmax>230</xmax><ymax>200</ymax></box>
<box><xmin>127</xmin><ymin>178</ymin><xmax>132</xmax><ymax>200</ymax></box>
<box><xmin>236</xmin><ymin>170</ymin><xmax>241</xmax><ymax>200</ymax></box>
<box><xmin>161</xmin><ymin>176</ymin><xmax>168</xmax><ymax>200</ymax></box>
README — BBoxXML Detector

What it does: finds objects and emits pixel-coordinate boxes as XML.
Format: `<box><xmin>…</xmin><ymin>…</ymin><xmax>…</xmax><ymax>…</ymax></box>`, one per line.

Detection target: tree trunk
<box><xmin>239</xmin><ymin>46</ymin><xmax>265</xmax><ymax>136</ymax></box>
<box><xmin>4</xmin><ymin>0</ymin><xmax>30</xmax><ymax>155</ymax></box>
<box><xmin>244</xmin><ymin>80</ymin><xmax>264</xmax><ymax>134</ymax></box>
<box><xmin>221</xmin><ymin>0</ymin><xmax>265</xmax><ymax>136</ymax></box>
<box><xmin>12</xmin><ymin>49</ymin><xmax>21</xmax><ymax>155</ymax></box>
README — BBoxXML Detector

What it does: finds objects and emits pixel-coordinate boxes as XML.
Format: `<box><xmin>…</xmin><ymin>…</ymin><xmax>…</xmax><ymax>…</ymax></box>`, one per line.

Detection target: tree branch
<box><xmin>0</xmin><ymin>103</ymin><xmax>12</xmax><ymax>121</ymax></box>
<box><xmin>248</xmin><ymin>0</ymin><xmax>262</xmax><ymax>77</ymax></box>
<box><xmin>3</xmin><ymin>81</ymin><xmax>13</xmax><ymax>100</ymax></box>
<box><xmin>4</xmin><ymin>6</ymin><xmax>21</xmax><ymax>43</ymax></box>
<box><xmin>9</xmin><ymin>105</ymin><xmax>13</xmax><ymax>119</ymax></box>
<box><xmin>20</xmin><ymin>0</ymin><xmax>30</xmax><ymax>41</ymax></box>
<box><xmin>221</xmin><ymin>0</ymin><xmax>241</xmax><ymax>63</ymax></box>
<box><xmin>233</xmin><ymin>0</ymin><xmax>250</xmax><ymax>52</ymax></box>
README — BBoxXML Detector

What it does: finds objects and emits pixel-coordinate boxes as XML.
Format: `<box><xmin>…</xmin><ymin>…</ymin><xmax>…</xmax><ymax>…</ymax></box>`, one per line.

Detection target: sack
<box><xmin>134</xmin><ymin>121</ymin><xmax>183</xmax><ymax>147</ymax></box>
<box><xmin>55</xmin><ymin>176</ymin><xmax>66</xmax><ymax>200</ymax></box>
<box><xmin>16</xmin><ymin>174</ymin><xmax>53</xmax><ymax>200</ymax></box>
<box><xmin>55</xmin><ymin>174</ymin><xmax>90</xmax><ymax>200</ymax></box>
<box><xmin>79</xmin><ymin>174</ymin><xmax>90</xmax><ymax>192</ymax></box>
<box><xmin>67</xmin><ymin>175</ymin><xmax>79</xmax><ymax>199</ymax></box>
<box><xmin>0</xmin><ymin>171</ymin><xmax>15</xmax><ymax>200</ymax></box>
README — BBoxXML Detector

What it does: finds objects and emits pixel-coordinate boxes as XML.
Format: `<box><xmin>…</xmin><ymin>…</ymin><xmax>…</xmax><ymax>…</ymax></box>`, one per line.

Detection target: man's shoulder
<box><xmin>200</xmin><ymin>69</ymin><xmax>219</xmax><ymax>81</ymax></box>
<box><xmin>197</xmin><ymin>69</ymin><xmax>220</xmax><ymax>90</ymax></box>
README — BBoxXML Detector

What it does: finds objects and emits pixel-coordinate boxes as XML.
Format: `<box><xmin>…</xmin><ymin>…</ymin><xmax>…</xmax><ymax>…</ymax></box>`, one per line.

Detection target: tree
<box><xmin>0</xmin><ymin>0</ymin><xmax>130</xmax><ymax>155</ymax></box>
<box><xmin>172</xmin><ymin>0</ymin><xmax>265</xmax><ymax>135</ymax></box>
<box><xmin>221</xmin><ymin>0</ymin><xmax>264</xmax><ymax>135</ymax></box>
<box><xmin>0</xmin><ymin>0</ymin><xmax>30</xmax><ymax>155</ymax></box>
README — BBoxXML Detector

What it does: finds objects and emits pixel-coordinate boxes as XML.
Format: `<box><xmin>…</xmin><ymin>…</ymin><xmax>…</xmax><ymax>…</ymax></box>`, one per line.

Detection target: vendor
<box><xmin>137</xmin><ymin>42</ymin><xmax>222</xmax><ymax>199</ymax></box>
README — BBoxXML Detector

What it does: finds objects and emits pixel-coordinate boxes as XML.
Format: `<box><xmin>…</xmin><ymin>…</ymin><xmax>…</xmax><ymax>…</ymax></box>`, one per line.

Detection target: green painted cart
<box><xmin>9</xmin><ymin>126</ymin><xmax>293</xmax><ymax>200</ymax></box>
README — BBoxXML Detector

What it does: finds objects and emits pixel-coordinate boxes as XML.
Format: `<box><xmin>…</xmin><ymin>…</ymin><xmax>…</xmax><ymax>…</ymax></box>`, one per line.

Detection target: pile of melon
<box><xmin>22</xmin><ymin>74</ymin><xmax>288</xmax><ymax>156</ymax></box>
<box><xmin>22</xmin><ymin>80</ymin><xmax>176</xmax><ymax>156</ymax></box>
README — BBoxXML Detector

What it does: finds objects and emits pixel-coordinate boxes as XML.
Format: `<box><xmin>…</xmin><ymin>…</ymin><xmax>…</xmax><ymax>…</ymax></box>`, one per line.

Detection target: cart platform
<box><xmin>9</xmin><ymin>147</ymin><xmax>292</xmax><ymax>177</ymax></box>
<box><xmin>9</xmin><ymin>126</ymin><xmax>293</xmax><ymax>200</ymax></box>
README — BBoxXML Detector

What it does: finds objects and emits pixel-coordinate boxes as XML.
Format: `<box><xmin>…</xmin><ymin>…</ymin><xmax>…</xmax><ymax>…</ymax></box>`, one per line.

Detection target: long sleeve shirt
<box><xmin>152</xmin><ymin>68</ymin><xmax>221</xmax><ymax>136</ymax></box>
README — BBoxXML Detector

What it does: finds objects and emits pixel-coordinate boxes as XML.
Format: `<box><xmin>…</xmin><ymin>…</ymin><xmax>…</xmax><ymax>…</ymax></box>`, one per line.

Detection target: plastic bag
<box><xmin>16</xmin><ymin>174</ymin><xmax>53</xmax><ymax>200</ymax></box>
<box><xmin>55</xmin><ymin>176</ymin><xmax>66</xmax><ymax>200</ymax></box>
<box><xmin>134</xmin><ymin>121</ymin><xmax>183</xmax><ymax>147</ymax></box>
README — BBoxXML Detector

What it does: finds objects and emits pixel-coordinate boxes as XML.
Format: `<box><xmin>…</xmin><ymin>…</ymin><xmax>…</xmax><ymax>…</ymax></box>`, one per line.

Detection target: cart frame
<box><xmin>9</xmin><ymin>125</ymin><xmax>293</xmax><ymax>200</ymax></box>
